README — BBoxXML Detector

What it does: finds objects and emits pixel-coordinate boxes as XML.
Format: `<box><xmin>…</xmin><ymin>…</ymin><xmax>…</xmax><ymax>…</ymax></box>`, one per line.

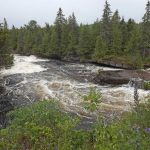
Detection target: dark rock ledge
<box><xmin>93</xmin><ymin>70</ymin><xmax>150</xmax><ymax>85</ymax></box>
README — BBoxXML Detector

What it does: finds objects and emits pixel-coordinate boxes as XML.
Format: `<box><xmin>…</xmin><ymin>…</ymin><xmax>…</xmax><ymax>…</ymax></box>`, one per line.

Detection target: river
<box><xmin>0</xmin><ymin>55</ymin><xmax>149</xmax><ymax>127</ymax></box>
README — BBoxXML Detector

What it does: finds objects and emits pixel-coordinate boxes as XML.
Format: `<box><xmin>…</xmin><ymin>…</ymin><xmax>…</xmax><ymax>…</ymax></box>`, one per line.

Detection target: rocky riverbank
<box><xmin>0</xmin><ymin>79</ymin><xmax>14</xmax><ymax>128</ymax></box>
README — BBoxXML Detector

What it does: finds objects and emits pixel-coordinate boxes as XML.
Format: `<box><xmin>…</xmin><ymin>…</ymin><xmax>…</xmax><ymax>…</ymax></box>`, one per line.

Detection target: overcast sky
<box><xmin>0</xmin><ymin>0</ymin><xmax>148</xmax><ymax>28</ymax></box>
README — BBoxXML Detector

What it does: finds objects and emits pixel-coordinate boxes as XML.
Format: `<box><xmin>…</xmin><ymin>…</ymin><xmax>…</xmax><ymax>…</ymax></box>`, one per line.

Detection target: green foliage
<box><xmin>111</xmin><ymin>10</ymin><xmax>122</xmax><ymax>55</ymax></box>
<box><xmin>93</xmin><ymin>35</ymin><xmax>107</xmax><ymax>61</ymax></box>
<box><xmin>83</xmin><ymin>88</ymin><xmax>102</xmax><ymax>112</ymax></box>
<box><xmin>78</xmin><ymin>25</ymin><xmax>94</xmax><ymax>60</ymax></box>
<box><xmin>0</xmin><ymin>99</ymin><xmax>150</xmax><ymax>149</ymax></box>
<box><xmin>144</xmin><ymin>81</ymin><xmax>150</xmax><ymax>90</ymax></box>
<box><xmin>0</xmin><ymin>100</ymin><xmax>88</xmax><ymax>150</ymax></box>
<box><xmin>141</xmin><ymin>1</ymin><xmax>150</xmax><ymax>58</ymax></box>
<box><xmin>0</xmin><ymin>19</ymin><xmax>13</xmax><ymax>67</ymax></box>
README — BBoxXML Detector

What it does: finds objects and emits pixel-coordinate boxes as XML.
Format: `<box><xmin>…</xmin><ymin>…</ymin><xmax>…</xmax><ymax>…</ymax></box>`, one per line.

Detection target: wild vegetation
<box><xmin>0</xmin><ymin>97</ymin><xmax>149</xmax><ymax>150</ymax></box>
<box><xmin>1</xmin><ymin>0</ymin><xmax>150</xmax><ymax>68</ymax></box>
<box><xmin>0</xmin><ymin>18</ymin><xmax>13</xmax><ymax>67</ymax></box>
<box><xmin>0</xmin><ymin>1</ymin><xmax>150</xmax><ymax>149</ymax></box>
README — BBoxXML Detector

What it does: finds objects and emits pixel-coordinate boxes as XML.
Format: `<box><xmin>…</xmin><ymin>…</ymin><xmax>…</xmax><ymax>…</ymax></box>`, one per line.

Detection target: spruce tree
<box><xmin>141</xmin><ymin>0</ymin><xmax>150</xmax><ymax>58</ymax></box>
<box><xmin>101</xmin><ymin>0</ymin><xmax>112</xmax><ymax>49</ymax></box>
<box><xmin>120</xmin><ymin>17</ymin><xmax>128</xmax><ymax>52</ymax></box>
<box><xmin>67</xmin><ymin>13</ymin><xmax>79</xmax><ymax>56</ymax></box>
<box><xmin>50</xmin><ymin>8</ymin><xmax>67</xmax><ymax>58</ymax></box>
<box><xmin>0</xmin><ymin>20</ymin><xmax>13</xmax><ymax>67</ymax></box>
<box><xmin>111</xmin><ymin>10</ymin><xmax>122</xmax><ymax>55</ymax></box>
<box><xmin>9</xmin><ymin>25</ymin><xmax>18</xmax><ymax>50</ymax></box>
<box><xmin>93</xmin><ymin>35</ymin><xmax>107</xmax><ymax>61</ymax></box>
<box><xmin>78</xmin><ymin>25</ymin><xmax>94</xmax><ymax>60</ymax></box>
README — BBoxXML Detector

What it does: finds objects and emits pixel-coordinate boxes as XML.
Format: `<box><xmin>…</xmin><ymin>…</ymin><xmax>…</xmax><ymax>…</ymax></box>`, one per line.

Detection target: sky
<box><xmin>0</xmin><ymin>0</ymin><xmax>148</xmax><ymax>28</ymax></box>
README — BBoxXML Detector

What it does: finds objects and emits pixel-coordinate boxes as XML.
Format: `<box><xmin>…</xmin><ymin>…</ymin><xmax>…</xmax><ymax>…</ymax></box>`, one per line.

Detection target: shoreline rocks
<box><xmin>93</xmin><ymin>70</ymin><xmax>150</xmax><ymax>85</ymax></box>
<box><xmin>0</xmin><ymin>79</ymin><xmax>14</xmax><ymax>128</ymax></box>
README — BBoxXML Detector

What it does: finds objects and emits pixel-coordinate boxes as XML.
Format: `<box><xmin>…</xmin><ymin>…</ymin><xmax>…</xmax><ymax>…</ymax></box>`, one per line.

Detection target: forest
<box><xmin>0</xmin><ymin>0</ymin><xmax>150</xmax><ymax>68</ymax></box>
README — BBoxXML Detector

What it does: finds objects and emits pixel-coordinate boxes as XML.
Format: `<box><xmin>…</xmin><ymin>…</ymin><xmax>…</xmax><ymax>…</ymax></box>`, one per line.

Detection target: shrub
<box><xmin>83</xmin><ymin>88</ymin><xmax>102</xmax><ymax>112</ymax></box>
<box><xmin>144</xmin><ymin>81</ymin><xmax>150</xmax><ymax>90</ymax></box>
<box><xmin>0</xmin><ymin>99</ymin><xmax>150</xmax><ymax>150</ymax></box>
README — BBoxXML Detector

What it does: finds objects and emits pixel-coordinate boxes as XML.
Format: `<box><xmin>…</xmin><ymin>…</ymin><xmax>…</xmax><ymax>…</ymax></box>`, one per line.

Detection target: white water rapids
<box><xmin>0</xmin><ymin>55</ymin><xmax>149</xmax><ymax>116</ymax></box>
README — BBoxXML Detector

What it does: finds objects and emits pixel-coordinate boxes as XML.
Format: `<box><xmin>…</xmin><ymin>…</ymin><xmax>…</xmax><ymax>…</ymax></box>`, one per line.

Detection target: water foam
<box><xmin>0</xmin><ymin>55</ymin><xmax>48</xmax><ymax>75</ymax></box>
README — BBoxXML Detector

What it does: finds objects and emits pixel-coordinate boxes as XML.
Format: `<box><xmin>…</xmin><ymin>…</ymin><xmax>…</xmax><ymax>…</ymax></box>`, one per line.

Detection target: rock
<box><xmin>0</xmin><ymin>85</ymin><xmax>5</xmax><ymax>95</ymax></box>
<box><xmin>93</xmin><ymin>70</ymin><xmax>150</xmax><ymax>85</ymax></box>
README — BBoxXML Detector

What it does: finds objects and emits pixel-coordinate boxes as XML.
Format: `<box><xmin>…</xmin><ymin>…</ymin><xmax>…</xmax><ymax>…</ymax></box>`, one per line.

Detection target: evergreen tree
<box><xmin>93</xmin><ymin>35</ymin><xmax>107</xmax><ymax>61</ymax></box>
<box><xmin>50</xmin><ymin>8</ymin><xmax>67</xmax><ymax>58</ymax></box>
<box><xmin>17</xmin><ymin>28</ymin><xmax>24</xmax><ymax>53</ymax></box>
<box><xmin>111</xmin><ymin>10</ymin><xmax>122</xmax><ymax>55</ymax></box>
<box><xmin>126</xmin><ymin>24</ymin><xmax>141</xmax><ymax>54</ymax></box>
<box><xmin>120</xmin><ymin>17</ymin><xmax>128</xmax><ymax>52</ymax></box>
<box><xmin>3</xmin><ymin>18</ymin><xmax>8</xmax><ymax>30</ymax></box>
<box><xmin>78</xmin><ymin>25</ymin><xmax>94</xmax><ymax>60</ymax></box>
<box><xmin>41</xmin><ymin>24</ymin><xmax>52</xmax><ymax>57</ymax></box>
<box><xmin>101</xmin><ymin>0</ymin><xmax>112</xmax><ymax>49</ymax></box>
<box><xmin>67</xmin><ymin>13</ymin><xmax>79</xmax><ymax>56</ymax></box>
<box><xmin>0</xmin><ymin>20</ymin><xmax>13</xmax><ymax>66</ymax></box>
<box><xmin>9</xmin><ymin>25</ymin><xmax>18</xmax><ymax>50</ymax></box>
<box><xmin>141</xmin><ymin>0</ymin><xmax>150</xmax><ymax>58</ymax></box>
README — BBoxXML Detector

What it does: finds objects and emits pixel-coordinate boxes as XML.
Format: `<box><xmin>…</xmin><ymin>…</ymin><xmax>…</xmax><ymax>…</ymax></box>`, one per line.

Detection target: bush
<box><xmin>0</xmin><ymin>99</ymin><xmax>150</xmax><ymax>150</ymax></box>
<box><xmin>0</xmin><ymin>100</ymin><xmax>88</xmax><ymax>150</ymax></box>
<box><xmin>144</xmin><ymin>81</ymin><xmax>150</xmax><ymax>90</ymax></box>
<box><xmin>83</xmin><ymin>88</ymin><xmax>102</xmax><ymax>112</ymax></box>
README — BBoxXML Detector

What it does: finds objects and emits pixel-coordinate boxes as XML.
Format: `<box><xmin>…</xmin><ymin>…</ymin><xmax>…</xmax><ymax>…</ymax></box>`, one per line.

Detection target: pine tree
<box><xmin>120</xmin><ymin>17</ymin><xmax>128</xmax><ymax>52</ymax></box>
<box><xmin>101</xmin><ymin>0</ymin><xmax>112</xmax><ymax>49</ymax></box>
<box><xmin>3</xmin><ymin>18</ymin><xmax>8</xmax><ymax>30</ymax></box>
<box><xmin>93</xmin><ymin>35</ymin><xmax>107</xmax><ymax>61</ymax></box>
<box><xmin>17</xmin><ymin>28</ymin><xmax>24</xmax><ymax>54</ymax></box>
<box><xmin>126</xmin><ymin>24</ymin><xmax>141</xmax><ymax>54</ymax></box>
<box><xmin>41</xmin><ymin>24</ymin><xmax>52</xmax><ymax>57</ymax></box>
<box><xmin>0</xmin><ymin>20</ymin><xmax>13</xmax><ymax>66</ymax></box>
<box><xmin>78</xmin><ymin>25</ymin><xmax>94</xmax><ymax>60</ymax></box>
<box><xmin>50</xmin><ymin>8</ymin><xmax>67</xmax><ymax>58</ymax></box>
<box><xmin>67</xmin><ymin>13</ymin><xmax>79</xmax><ymax>56</ymax></box>
<box><xmin>9</xmin><ymin>25</ymin><xmax>18</xmax><ymax>50</ymax></box>
<box><xmin>141</xmin><ymin>0</ymin><xmax>150</xmax><ymax>58</ymax></box>
<box><xmin>111</xmin><ymin>10</ymin><xmax>122</xmax><ymax>55</ymax></box>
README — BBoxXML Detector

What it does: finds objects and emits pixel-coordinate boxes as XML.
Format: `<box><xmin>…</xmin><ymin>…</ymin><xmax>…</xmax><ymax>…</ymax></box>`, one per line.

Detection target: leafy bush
<box><xmin>83</xmin><ymin>88</ymin><xmax>102</xmax><ymax>112</ymax></box>
<box><xmin>0</xmin><ymin>99</ymin><xmax>150</xmax><ymax>150</ymax></box>
<box><xmin>0</xmin><ymin>101</ymin><xmax>88</xmax><ymax>150</ymax></box>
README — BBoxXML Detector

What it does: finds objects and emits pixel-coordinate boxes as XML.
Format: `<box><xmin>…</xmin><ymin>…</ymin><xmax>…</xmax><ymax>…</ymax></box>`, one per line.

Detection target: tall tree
<box><xmin>67</xmin><ymin>13</ymin><xmax>79</xmax><ymax>56</ymax></box>
<box><xmin>0</xmin><ymin>20</ymin><xmax>13</xmax><ymax>66</ymax></box>
<box><xmin>101</xmin><ymin>0</ymin><xmax>112</xmax><ymax>49</ymax></box>
<box><xmin>78</xmin><ymin>25</ymin><xmax>94</xmax><ymax>60</ymax></box>
<box><xmin>141</xmin><ymin>0</ymin><xmax>150</xmax><ymax>58</ymax></box>
<box><xmin>93</xmin><ymin>35</ymin><xmax>107</xmax><ymax>61</ymax></box>
<box><xmin>50</xmin><ymin>8</ymin><xmax>67</xmax><ymax>58</ymax></box>
<box><xmin>120</xmin><ymin>17</ymin><xmax>128</xmax><ymax>52</ymax></box>
<box><xmin>9</xmin><ymin>25</ymin><xmax>18</xmax><ymax>50</ymax></box>
<box><xmin>111</xmin><ymin>10</ymin><xmax>122</xmax><ymax>55</ymax></box>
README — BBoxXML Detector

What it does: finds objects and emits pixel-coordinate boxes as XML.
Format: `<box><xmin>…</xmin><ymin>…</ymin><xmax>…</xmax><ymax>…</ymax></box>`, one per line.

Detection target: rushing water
<box><xmin>0</xmin><ymin>55</ymin><xmax>149</xmax><ymax>119</ymax></box>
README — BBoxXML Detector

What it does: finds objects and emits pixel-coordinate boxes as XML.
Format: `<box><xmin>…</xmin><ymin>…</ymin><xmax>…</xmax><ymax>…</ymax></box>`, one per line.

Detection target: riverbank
<box><xmin>0</xmin><ymin>99</ymin><xmax>150</xmax><ymax>149</ymax></box>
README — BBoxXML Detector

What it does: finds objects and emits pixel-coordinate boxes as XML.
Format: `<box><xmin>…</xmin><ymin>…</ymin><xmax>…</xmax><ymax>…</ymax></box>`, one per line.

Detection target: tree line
<box><xmin>1</xmin><ymin>0</ymin><xmax>150</xmax><ymax>68</ymax></box>
<box><xmin>0</xmin><ymin>18</ymin><xmax>13</xmax><ymax>67</ymax></box>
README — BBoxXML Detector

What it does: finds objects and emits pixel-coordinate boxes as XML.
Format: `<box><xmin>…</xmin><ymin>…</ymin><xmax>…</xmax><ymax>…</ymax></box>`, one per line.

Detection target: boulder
<box><xmin>0</xmin><ymin>85</ymin><xmax>5</xmax><ymax>95</ymax></box>
<box><xmin>93</xmin><ymin>70</ymin><xmax>150</xmax><ymax>85</ymax></box>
